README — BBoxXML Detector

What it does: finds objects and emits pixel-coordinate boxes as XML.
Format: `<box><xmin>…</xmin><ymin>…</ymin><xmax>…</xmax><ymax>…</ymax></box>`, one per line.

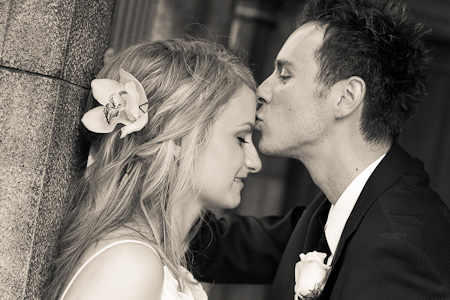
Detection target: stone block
<box><xmin>0</xmin><ymin>0</ymin><xmax>12</xmax><ymax>50</ymax></box>
<box><xmin>0</xmin><ymin>0</ymin><xmax>115</xmax><ymax>88</ymax></box>
<box><xmin>63</xmin><ymin>1</ymin><xmax>116</xmax><ymax>87</ymax></box>
<box><xmin>0</xmin><ymin>68</ymin><xmax>89</xmax><ymax>299</ymax></box>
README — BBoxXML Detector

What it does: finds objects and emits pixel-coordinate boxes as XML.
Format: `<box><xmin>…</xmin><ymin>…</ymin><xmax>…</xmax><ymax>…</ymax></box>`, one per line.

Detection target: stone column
<box><xmin>0</xmin><ymin>0</ymin><xmax>116</xmax><ymax>299</ymax></box>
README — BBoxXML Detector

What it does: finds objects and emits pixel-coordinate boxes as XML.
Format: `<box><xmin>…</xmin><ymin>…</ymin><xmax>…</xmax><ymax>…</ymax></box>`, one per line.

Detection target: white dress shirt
<box><xmin>325</xmin><ymin>154</ymin><xmax>386</xmax><ymax>265</ymax></box>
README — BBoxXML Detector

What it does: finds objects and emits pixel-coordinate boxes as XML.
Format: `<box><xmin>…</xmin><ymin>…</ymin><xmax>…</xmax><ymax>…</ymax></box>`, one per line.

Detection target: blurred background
<box><xmin>106</xmin><ymin>0</ymin><xmax>450</xmax><ymax>299</ymax></box>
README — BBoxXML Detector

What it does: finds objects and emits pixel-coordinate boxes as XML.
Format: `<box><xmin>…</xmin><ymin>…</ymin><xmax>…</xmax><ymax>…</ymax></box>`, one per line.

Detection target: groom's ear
<box><xmin>332</xmin><ymin>76</ymin><xmax>366</xmax><ymax>119</ymax></box>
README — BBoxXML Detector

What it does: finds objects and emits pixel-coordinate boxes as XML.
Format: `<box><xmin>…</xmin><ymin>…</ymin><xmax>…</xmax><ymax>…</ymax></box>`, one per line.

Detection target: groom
<box><xmin>191</xmin><ymin>0</ymin><xmax>450</xmax><ymax>299</ymax></box>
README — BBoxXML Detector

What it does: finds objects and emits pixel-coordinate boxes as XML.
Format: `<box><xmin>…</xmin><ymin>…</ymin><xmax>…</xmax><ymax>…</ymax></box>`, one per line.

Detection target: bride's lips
<box><xmin>234</xmin><ymin>177</ymin><xmax>245</xmax><ymax>188</ymax></box>
<box><xmin>234</xmin><ymin>176</ymin><xmax>246</xmax><ymax>182</ymax></box>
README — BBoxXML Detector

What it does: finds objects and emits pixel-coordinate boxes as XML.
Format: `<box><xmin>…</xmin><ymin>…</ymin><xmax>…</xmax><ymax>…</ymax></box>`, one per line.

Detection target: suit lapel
<box><xmin>271</xmin><ymin>194</ymin><xmax>330</xmax><ymax>300</ymax></box>
<box><xmin>330</xmin><ymin>143</ymin><xmax>413</xmax><ymax>266</ymax></box>
<box><xmin>273</xmin><ymin>143</ymin><xmax>415</xmax><ymax>300</ymax></box>
<box><xmin>303</xmin><ymin>198</ymin><xmax>331</xmax><ymax>253</ymax></box>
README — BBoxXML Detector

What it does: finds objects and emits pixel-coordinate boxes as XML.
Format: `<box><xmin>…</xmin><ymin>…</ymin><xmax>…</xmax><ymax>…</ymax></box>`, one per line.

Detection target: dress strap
<box><xmin>60</xmin><ymin>240</ymin><xmax>159</xmax><ymax>300</ymax></box>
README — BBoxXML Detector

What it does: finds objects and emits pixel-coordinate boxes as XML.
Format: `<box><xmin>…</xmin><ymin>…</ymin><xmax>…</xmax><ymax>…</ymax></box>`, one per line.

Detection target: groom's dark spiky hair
<box><xmin>297</xmin><ymin>0</ymin><xmax>431</xmax><ymax>143</ymax></box>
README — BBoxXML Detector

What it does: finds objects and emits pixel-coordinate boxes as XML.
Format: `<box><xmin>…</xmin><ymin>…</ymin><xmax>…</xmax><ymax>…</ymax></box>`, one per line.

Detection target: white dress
<box><xmin>59</xmin><ymin>240</ymin><xmax>208</xmax><ymax>300</ymax></box>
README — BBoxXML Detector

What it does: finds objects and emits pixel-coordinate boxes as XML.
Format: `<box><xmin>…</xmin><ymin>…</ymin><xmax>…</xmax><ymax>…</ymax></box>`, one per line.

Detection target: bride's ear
<box><xmin>333</xmin><ymin>76</ymin><xmax>366</xmax><ymax>119</ymax></box>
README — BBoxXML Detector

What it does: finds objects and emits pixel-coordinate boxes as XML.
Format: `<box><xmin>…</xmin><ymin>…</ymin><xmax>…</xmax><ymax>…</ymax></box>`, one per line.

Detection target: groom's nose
<box><xmin>256</xmin><ymin>78</ymin><xmax>273</xmax><ymax>109</ymax></box>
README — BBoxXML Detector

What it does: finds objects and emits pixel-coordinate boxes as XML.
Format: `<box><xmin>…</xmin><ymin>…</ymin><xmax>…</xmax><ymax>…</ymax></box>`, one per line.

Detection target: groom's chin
<box><xmin>257</xmin><ymin>138</ymin><xmax>278</xmax><ymax>157</ymax></box>
<box><xmin>258</xmin><ymin>137</ymin><xmax>292</xmax><ymax>159</ymax></box>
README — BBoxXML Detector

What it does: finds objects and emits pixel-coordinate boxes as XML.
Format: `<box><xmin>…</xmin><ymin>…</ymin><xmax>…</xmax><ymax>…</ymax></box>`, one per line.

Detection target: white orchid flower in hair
<box><xmin>81</xmin><ymin>68</ymin><xmax>149</xmax><ymax>138</ymax></box>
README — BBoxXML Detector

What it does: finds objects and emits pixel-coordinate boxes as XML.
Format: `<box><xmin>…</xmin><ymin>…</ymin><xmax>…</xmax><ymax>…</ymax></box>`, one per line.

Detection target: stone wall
<box><xmin>0</xmin><ymin>1</ymin><xmax>116</xmax><ymax>299</ymax></box>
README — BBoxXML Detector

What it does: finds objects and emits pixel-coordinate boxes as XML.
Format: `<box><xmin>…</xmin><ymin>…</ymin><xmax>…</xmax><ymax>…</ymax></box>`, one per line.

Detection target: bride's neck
<box><xmin>175</xmin><ymin>203</ymin><xmax>203</xmax><ymax>241</ymax></box>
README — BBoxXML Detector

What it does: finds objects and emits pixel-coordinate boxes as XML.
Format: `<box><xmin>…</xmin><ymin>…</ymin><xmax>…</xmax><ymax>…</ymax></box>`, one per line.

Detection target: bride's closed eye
<box><xmin>237</xmin><ymin>137</ymin><xmax>249</xmax><ymax>145</ymax></box>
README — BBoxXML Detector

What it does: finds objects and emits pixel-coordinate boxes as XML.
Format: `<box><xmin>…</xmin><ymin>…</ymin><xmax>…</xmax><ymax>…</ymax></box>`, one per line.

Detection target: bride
<box><xmin>44</xmin><ymin>37</ymin><xmax>261</xmax><ymax>300</ymax></box>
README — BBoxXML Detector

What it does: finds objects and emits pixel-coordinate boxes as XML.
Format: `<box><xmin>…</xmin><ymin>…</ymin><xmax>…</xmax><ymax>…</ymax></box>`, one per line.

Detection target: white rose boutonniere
<box><xmin>294</xmin><ymin>251</ymin><xmax>331</xmax><ymax>300</ymax></box>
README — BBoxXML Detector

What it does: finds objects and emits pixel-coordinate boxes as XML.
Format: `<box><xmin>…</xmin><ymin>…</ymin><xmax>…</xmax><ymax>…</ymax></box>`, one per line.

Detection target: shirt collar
<box><xmin>325</xmin><ymin>154</ymin><xmax>386</xmax><ymax>264</ymax></box>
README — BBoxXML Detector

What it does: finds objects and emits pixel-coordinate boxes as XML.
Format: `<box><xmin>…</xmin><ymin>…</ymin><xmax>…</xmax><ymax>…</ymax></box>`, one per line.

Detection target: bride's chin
<box><xmin>204</xmin><ymin>198</ymin><xmax>242</xmax><ymax>211</ymax></box>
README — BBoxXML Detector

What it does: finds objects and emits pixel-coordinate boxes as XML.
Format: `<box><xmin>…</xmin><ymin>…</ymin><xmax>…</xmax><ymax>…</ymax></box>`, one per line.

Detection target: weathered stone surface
<box><xmin>24</xmin><ymin>83</ymin><xmax>90</xmax><ymax>300</ymax></box>
<box><xmin>0</xmin><ymin>0</ymin><xmax>12</xmax><ymax>51</ymax></box>
<box><xmin>0</xmin><ymin>0</ymin><xmax>115</xmax><ymax>298</ymax></box>
<box><xmin>63</xmin><ymin>1</ymin><xmax>116</xmax><ymax>87</ymax></box>
<box><xmin>1</xmin><ymin>0</ymin><xmax>73</xmax><ymax>78</ymax></box>
<box><xmin>0</xmin><ymin>69</ymin><xmax>89</xmax><ymax>299</ymax></box>
<box><xmin>1</xmin><ymin>0</ymin><xmax>115</xmax><ymax>88</ymax></box>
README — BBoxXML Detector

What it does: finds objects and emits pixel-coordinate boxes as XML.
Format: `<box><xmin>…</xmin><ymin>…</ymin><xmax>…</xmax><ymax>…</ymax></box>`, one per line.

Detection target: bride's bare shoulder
<box><xmin>64</xmin><ymin>241</ymin><xmax>164</xmax><ymax>300</ymax></box>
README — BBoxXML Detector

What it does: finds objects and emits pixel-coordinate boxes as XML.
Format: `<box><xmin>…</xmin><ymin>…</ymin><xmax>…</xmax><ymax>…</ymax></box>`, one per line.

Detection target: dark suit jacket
<box><xmin>191</xmin><ymin>144</ymin><xmax>450</xmax><ymax>300</ymax></box>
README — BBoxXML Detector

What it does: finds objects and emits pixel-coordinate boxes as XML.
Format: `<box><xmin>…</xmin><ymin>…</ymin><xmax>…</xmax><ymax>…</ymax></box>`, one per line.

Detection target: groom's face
<box><xmin>256</xmin><ymin>23</ymin><xmax>330</xmax><ymax>159</ymax></box>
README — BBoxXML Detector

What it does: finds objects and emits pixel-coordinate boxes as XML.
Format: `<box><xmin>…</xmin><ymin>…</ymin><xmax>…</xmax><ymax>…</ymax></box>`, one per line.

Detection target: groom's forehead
<box><xmin>278</xmin><ymin>24</ymin><xmax>324</xmax><ymax>61</ymax></box>
<box><xmin>287</xmin><ymin>23</ymin><xmax>324</xmax><ymax>49</ymax></box>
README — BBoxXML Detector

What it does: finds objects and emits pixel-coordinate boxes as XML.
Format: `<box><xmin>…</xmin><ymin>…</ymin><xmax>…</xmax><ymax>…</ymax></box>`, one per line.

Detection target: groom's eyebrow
<box><xmin>275</xmin><ymin>59</ymin><xmax>295</xmax><ymax>70</ymax></box>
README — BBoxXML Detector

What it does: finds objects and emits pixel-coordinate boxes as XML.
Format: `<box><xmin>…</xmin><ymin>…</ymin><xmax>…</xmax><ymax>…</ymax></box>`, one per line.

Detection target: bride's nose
<box><xmin>244</xmin><ymin>145</ymin><xmax>262</xmax><ymax>173</ymax></box>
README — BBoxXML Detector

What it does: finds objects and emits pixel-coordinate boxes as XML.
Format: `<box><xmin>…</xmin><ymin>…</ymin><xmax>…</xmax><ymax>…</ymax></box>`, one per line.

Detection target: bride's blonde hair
<box><xmin>45</xmin><ymin>37</ymin><xmax>256</xmax><ymax>299</ymax></box>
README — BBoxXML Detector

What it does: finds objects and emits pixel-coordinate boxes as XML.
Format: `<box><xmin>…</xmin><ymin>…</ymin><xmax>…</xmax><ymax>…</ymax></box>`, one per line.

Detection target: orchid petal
<box><xmin>124</xmin><ymin>81</ymin><xmax>140</xmax><ymax>119</ymax></box>
<box><xmin>82</xmin><ymin>106</ymin><xmax>130</xmax><ymax>133</ymax></box>
<box><xmin>120</xmin><ymin>113</ymin><xmax>148</xmax><ymax>138</ymax></box>
<box><xmin>119</xmin><ymin>69</ymin><xmax>148</xmax><ymax>107</ymax></box>
<box><xmin>83</xmin><ymin>69</ymin><xmax>148</xmax><ymax>137</ymax></box>
<box><xmin>91</xmin><ymin>79</ymin><xmax>125</xmax><ymax>105</ymax></box>
<box><xmin>81</xmin><ymin>106</ymin><xmax>116</xmax><ymax>133</ymax></box>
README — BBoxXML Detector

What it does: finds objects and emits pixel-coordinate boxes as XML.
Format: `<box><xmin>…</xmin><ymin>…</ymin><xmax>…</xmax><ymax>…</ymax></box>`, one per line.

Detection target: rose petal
<box><xmin>294</xmin><ymin>251</ymin><xmax>331</xmax><ymax>299</ymax></box>
<box><xmin>91</xmin><ymin>79</ymin><xmax>125</xmax><ymax>105</ymax></box>
<box><xmin>302</xmin><ymin>251</ymin><xmax>327</xmax><ymax>263</ymax></box>
<box><xmin>120</xmin><ymin>113</ymin><xmax>148</xmax><ymax>138</ymax></box>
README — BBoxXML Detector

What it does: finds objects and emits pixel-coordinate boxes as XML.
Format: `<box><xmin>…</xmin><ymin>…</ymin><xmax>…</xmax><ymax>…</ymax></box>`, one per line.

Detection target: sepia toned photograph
<box><xmin>1</xmin><ymin>0</ymin><xmax>450</xmax><ymax>299</ymax></box>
